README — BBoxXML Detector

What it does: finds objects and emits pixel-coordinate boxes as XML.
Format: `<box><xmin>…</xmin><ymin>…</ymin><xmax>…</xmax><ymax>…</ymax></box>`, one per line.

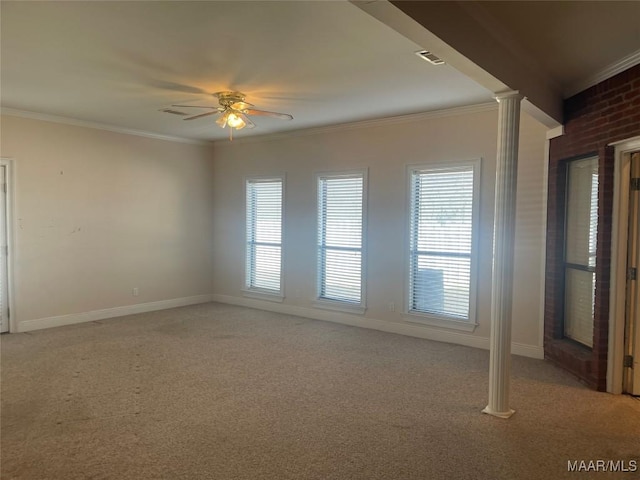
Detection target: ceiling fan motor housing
<box><xmin>215</xmin><ymin>91</ymin><xmax>246</xmax><ymax>108</ymax></box>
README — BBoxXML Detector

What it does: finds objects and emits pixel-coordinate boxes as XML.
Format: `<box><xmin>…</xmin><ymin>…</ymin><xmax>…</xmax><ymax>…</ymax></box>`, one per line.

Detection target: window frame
<box><xmin>314</xmin><ymin>169</ymin><xmax>368</xmax><ymax>314</ymax></box>
<box><xmin>243</xmin><ymin>175</ymin><xmax>285</xmax><ymax>302</ymax></box>
<box><xmin>562</xmin><ymin>155</ymin><xmax>599</xmax><ymax>348</ymax></box>
<box><xmin>404</xmin><ymin>160</ymin><xmax>481</xmax><ymax>332</ymax></box>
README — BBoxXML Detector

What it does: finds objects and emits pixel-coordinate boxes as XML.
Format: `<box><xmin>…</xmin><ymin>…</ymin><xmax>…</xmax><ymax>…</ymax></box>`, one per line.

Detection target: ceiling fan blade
<box><xmin>172</xmin><ymin>105</ymin><xmax>221</xmax><ymax>109</ymax></box>
<box><xmin>245</xmin><ymin>109</ymin><xmax>293</xmax><ymax>120</ymax></box>
<box><xmin>184</xmin><ymin>111</ymin><xmax>218</xmax><ymax>121</ymax></box>
<box><xmin>160</xmin><ymin>108</ymin><xmax>189</xmax><ymax>116</ymax></box>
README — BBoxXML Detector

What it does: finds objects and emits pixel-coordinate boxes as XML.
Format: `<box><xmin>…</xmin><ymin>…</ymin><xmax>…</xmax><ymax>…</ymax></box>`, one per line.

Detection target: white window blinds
<box><xmin>246</xmin><ymin>178</ymin><xmax>283</xmax><ymax>293</ymax></box>
<box><xmin>409</xmin><ymin>164</ymin><xmax>478</xmax><ymax>321</ymax></box>
<box><xmin>564</xmin><ymin>157</ymin><xmax>599</xmax><ymax>347</ymax></box>
<box><xmin>317</xmin><ymin>174</ymin><xmax>364</xmax><ymax>304</ymax></box>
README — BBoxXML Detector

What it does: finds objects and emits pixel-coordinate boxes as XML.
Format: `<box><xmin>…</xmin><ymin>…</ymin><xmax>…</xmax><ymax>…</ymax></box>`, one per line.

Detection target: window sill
<box><xmin>404</xmin><ymin>311</ymin><xmax>478</xmax><ymax>332</ymax></box>
<box><xmin>547</xmin><ymin>338</ymin><xmax>593</xmax><ymax>357</ymax></box>
<box><xmin>314</xmin><ymin>299</ymin><xmax>366</xmax><ymax>315</ymax></box>
<box><xmin>242</xmin><ymin>289</ymin><xmax>284</xmax><ymax>303</ymax></box>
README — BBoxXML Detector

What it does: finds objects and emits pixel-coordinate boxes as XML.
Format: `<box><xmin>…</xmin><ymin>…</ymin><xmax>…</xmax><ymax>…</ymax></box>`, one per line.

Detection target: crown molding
<box><xmin>564</xmin><ymin>48</ymin><xmax>640</xmax><ymax>98</ymax></box>
<box><xmin>2</xmin><ymin>102</ymin><xmax>500</xmax><ymax>149</ymax></box>
<box><xmin>214</xmin><ymin>102</ymin><xmax>498</xmax><ymax>147</ymax></box>
<box><xmin>0</xmin><ymin>107</ymin><xmax>212</xmax><ymax>146</ymax></box>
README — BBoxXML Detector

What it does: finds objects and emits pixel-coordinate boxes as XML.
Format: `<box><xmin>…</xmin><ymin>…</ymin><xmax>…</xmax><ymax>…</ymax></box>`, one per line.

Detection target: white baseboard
<box><xmin>212</xmin><ymin>294</ymin><xmax>544</xmax><ymax>359</ymax></box>
<box><xmin>16</xmin><ymin>293</ymin><xmax>545</xmax><ymax>360</ymax></box>
<box><xmin>510</xmin><ymin>342</ymin><xmax>545</xmax><ymax>359</ymax></box>
<box><xmin>18</xmin><ymin>294</ymin><xmax>215</xmax><ymax>332</ymax></box>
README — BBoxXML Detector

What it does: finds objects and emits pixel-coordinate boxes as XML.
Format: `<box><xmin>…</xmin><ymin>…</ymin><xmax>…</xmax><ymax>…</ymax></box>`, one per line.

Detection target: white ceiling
<box><xmin>1</xmin><ymin>1</ymin><xmax>638</xmax><ymax>143</ymax></box>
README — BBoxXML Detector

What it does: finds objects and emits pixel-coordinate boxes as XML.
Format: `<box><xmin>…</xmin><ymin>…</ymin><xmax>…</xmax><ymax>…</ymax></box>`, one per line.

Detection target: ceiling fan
<box><xmin>161</xmin><ymin>91</ymin><xmax>293</xmax><ymax>139</ymax></box>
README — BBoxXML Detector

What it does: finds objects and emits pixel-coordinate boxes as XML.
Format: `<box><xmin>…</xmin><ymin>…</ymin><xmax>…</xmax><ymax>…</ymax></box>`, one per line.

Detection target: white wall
<box><xmin>0</xmin><ymin>107</ymin><xmax>547</xmax><ymax>356</ymax></box>
<box><xmin>211</xmin><ymin>106</ymin><xmax>548</xmax><ymax>357</ymax></box>
<box><xmin>0</xmin><ymin>115</ymin><xmax>216</xmax><ymax>331</ymax></box>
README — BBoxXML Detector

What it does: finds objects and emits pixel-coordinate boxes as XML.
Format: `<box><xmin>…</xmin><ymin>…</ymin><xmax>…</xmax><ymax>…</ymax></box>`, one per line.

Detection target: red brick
<box><xmin>545</xmin><ymin>64</ymin><xmax>639</xmax><ymax>391</ymax></box>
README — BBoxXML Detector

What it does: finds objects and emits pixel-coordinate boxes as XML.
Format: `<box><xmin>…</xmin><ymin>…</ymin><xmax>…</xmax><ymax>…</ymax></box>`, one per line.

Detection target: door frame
<box><xmin>608</xmin><ymin>137</ymin><xmax>640</xmax><ymax>393</ymax></box>
<box><xmin>0</xmin><ymin>158</ymin><xmax>16</xmax><ymax>333</ymax></box>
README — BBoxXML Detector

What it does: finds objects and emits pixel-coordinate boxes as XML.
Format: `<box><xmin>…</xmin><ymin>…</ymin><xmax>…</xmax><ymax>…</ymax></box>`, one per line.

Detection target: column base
<box><xmin>482</xmin><ymin>406</ymin><xmax>515</xmax><ymax>419</ymax></box>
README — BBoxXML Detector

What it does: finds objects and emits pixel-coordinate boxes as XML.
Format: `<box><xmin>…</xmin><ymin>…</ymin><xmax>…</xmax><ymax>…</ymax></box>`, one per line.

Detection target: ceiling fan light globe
<box><xmin>216</xmin><ymin>113</ymin><xmax>228</xmax><ymax>128</ymax></box>
<box><xmin>227</xmin><ymin>112</ymin><xmax>246</xmax><ymax>129</ymax></box>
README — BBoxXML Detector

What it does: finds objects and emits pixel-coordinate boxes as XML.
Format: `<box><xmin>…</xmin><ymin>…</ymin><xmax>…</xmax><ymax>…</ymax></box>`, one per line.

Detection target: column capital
<box><xmin>495</xmin><ymin>90</ymin><xmax>523</xmax><ymax>102</ymax></box>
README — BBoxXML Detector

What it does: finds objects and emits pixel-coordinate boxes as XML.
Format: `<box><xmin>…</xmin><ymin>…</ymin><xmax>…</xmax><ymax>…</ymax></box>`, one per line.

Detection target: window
<box><xmin>564</xmin><ymin>157</ymin><xmax>599</xmax><ymax>347</ymax></box>
<box><xmin>245</xmin><ymin>178</ymin><xmax>283</xmax><ymax>296</ymax></box>
<box><xmin>408</xmin><ymin>162</ymin><xmax>480</xmax><ymax>326</ymax></box>
<box><xmin>317</xmin><ymin>172</ymin><xmax>366</xmax><ymax>309</ymax></box>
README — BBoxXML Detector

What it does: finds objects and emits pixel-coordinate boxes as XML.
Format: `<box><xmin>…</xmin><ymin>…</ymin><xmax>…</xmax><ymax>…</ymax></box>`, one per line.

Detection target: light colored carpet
<box><xmin>1</xmin><ymin>302</ymin><xmax>639</xmax><ymax>480</ymax></box>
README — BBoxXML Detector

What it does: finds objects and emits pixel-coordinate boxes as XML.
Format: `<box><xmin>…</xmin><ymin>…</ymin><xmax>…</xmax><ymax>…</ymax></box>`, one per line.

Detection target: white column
<box><xmin>483</xmin><ymin>91</ymin><xmax>523</xmax><ymax>419</ymax></box>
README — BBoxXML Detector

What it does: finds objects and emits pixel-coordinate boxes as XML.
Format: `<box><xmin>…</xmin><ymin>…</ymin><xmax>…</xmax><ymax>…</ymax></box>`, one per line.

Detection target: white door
<box><xmin>0</xmin><ymin>165</ymin><xmax>9</xmax><ymax>333</ymax></box>
<box><xmin>625</xmin><ymin>153</ymin><xmax>640</xmax><ymax>394</ymax></box>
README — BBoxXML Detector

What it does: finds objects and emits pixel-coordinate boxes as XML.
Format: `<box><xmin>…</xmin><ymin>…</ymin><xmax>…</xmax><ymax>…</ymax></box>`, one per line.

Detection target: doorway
<box><xmin>622</xmin><ymin>152</ymin><xmax>639</xmax><ymax>394</ymax></box>
<box><xmin>609</xmin><ymin>139</ymin><xmax>640</xmax><ymax>394</ymax></box>
<box><xmin>0</xmin><ymin>161</ymin><xmax>11</xmax><ymax>333</ymax></box>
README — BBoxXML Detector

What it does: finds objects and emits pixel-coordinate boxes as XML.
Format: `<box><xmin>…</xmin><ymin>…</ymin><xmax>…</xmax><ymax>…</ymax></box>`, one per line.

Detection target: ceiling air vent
<box><xmin>415</xmin><ymin>50</ymin><xmax>445</xmax><ymax>65</ymax></box>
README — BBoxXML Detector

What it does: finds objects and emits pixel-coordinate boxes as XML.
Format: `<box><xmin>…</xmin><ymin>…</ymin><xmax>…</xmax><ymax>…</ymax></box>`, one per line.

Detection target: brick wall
<box><xmin>546</xmin><ymin>64</ymin><xmax>640</xmax><ymax>390</ymax></box>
